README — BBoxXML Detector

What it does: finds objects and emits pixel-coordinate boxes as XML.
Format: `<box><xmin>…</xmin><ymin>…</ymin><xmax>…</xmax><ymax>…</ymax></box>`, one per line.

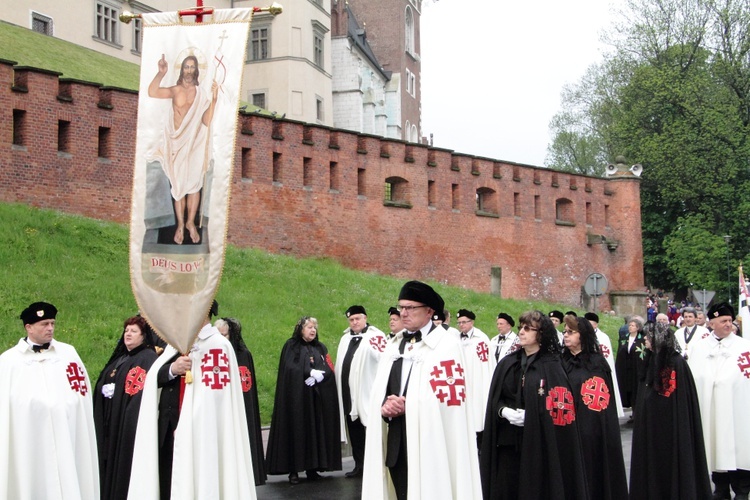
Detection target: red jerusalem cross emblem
<box><xmin>580</xmin><ymin>376</ymin><xmax>610</xmax><ymax>411</ymax></box>
<box><xmin>738</xmin><ymin>352</ymin><xmax>750</xmax><ymax>379</ymax></box>
<box><xmin>600</xmin><ymin>344</ymin><xmax>611</xmax><ymax>359</ymax></box>
<box><xmin>429</xmin><ymin>360</ymin><xmax>466</xmax><ymax>406</ymax></box>
<box><xmin>545</xmin><ymin>386</ymin><xmax>576</xmax><ymax>425</ymax></box>
<box><xmin>201</xmin><ymin>348</ymin><xmax>231</xmax><ymax>390</ymax></box>
<box><xmin>124</xmin><ymin>366</ymin><xmax>147</xmax><ymax>396</ymax></box>
<box><xmin>239</xmin><ymin>366</ymin><xmax>253</xmax><ymax>392</ymax></box>
<box><xmin>476</xmin><ymin>341</ymin><xmax>489</xmax><ymax>362</ymax></box>
<box><xmin>370</xmin><ymin>335</ymin><xmax>386</xmax><ymax>353</ymax></box>
<box><xmin>66</xmin><ymin>362</ymin><xmax>88</xmax><ymax>396</ymax></box>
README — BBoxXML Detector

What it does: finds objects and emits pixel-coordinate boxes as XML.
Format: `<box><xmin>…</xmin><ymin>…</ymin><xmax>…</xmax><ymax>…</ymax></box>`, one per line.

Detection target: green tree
<box><xmin>547</xmin><ymin>0</ymin><xmax>750</xmax><ymax>297</ymax></box>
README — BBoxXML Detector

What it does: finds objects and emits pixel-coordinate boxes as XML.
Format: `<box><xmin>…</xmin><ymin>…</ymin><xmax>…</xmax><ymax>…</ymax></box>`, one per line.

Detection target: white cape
<box><xmin>0</xmin><ymin>340</ymin><xmax>99</xmax><ymax>500</ymax></box>
<box><xmin>362</xmin><ymin>326</ymin><xmax>482</xmax><ymax>499</ymax></box>
<box><xmin>689</xmin><ymin>333</ymin><xmax>750</xmax><ymax>472</ymax></box>
<box><xmin>128</xmin><ymin>325</ymin><xmax>255</xmax><ymax>499</ymax></box>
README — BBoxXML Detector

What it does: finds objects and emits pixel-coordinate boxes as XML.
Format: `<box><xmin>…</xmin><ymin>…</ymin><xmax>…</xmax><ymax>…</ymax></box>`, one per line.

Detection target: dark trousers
<box><xmin>713</xmin><ymin>470</ymin><xmax>750</xmax><ymax>496</ymax></box>
<box><xmin>158</xmin><ymin>425</ymin><xmax>175</xmax><ymax>500</ymax></box>
<box><xmin>388</xmin><ymin>444</ymin><xmax>408</xmax><ymax>500</ymax></box>
<box><xmin>346</xmin><ymin>414</ymin><xmax>366</xmax><ymax>468</ymax></box>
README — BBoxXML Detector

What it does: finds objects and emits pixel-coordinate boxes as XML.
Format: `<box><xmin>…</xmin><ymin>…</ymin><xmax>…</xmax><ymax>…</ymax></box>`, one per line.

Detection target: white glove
<box><xmin>102</xmin><ymin>383</ymin><xmax>116</xmax><ymax>399</ymax></box>
<box><xmin>310</xmin><ymin>369</ymin><xmax>324</xmax><ymax>383</ymax></box>
<box><xmin>305</xmin><ymin>376</ymin><xmax>316</xmax><ymax>386</ymax></box>
<box><xmin>501</xmin><ymin>407</ymin><xmax>525</xmax><ymax>427</ymax></box>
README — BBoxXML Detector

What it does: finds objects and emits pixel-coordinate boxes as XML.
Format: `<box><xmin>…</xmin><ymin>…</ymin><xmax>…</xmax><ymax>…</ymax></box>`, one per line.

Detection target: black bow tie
<box><xmin>461</xmin><ymin>333</ymin><xmax>468</xmax><ymax>339</ymax></box>
<box><xmin>404</xmin><ymin>331</ymin><xmax>422</xmax><ymax>343</ymax></box>
<box><xmin>498</xmin><ymin>335</ymin><xmax>506</xmax><ymax>341</ymax></box>
<box><xmin>32</xmin><ymin>343</ymin><xmax>50</xmax><ymax>353</ymax></box>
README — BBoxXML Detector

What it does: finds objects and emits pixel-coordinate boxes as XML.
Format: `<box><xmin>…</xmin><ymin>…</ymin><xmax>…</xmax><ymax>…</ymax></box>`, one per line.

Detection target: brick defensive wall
<box><xmin>0</xmin><ymin>61</ymin><xmax>645</xmax><ymax>312</ymax></box>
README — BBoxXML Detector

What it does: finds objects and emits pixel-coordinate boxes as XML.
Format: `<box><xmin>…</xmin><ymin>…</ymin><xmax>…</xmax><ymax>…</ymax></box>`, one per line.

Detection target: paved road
<box><xmin>256</xmin><ymin>413</ymin><xmax>635</xmax><ymax>500</ymax></box>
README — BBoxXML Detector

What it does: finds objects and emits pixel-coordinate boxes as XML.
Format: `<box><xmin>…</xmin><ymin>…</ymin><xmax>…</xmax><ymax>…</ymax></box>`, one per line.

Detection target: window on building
<box><xmin>12</xmin><ymin>110</ymin><xmax>26</xmax><ymax>146</ymax></box>
<box><xmin>513</xmin><ymin>192</ymin><xmax>521</xmax><ymax>217</ymax></box>
<box><xmin>316</xmin><ymin>96</ymin><xmax>324</xmax><ymax>122</ymax></box>
<box><xmin>98</xmin><ymin>126</ymin><xmax>111</xmax><ymax>158</ymax></box>
<box><xmin>58</xmin><ymin>120</ymin><xmax>70</xmax><ymax>153</ymax></box>
<box><xmin>311</xmin><ymin>20</ymin><xmax>328</xmax><ymax>68</ymax></box>
<box><xmin>534</xmin><ymin>195</ymin><xmax>541</xmax><ymax>219</ymax></box>
<box><xmin>95</xmin><ymin>2</ymin><xmax>120</xmax><ymax>45</ymax></box>
<box><xmin>330</xmin><ymin>161</ymin><xmax>339</xmax><ymax>191</ymax></box>
<box><xmin>586</xmin><ymin>202</ymin><xmax>592</xmax><ymax>225</ymax></box>
<box><xmin>273</xmin><ymin>152</ymin><xmax>282</xmax><ymax>183</ymax></box>
<box><xmin>303</xmin><ymin>157</ymin><xmax>312</xmax><ymax>188</ymax></box>
<box><xmin>250</xmin><ymin>26</ymin><xmax>270</xmax><ymax>61</ymax></box>
<box><xmin>476</xmin><ymin>187</ymin><xmax>497</xmax><ymax>215</ymax></box>
<box><xmin>556</xmin><ymin>198</ymin><xmax>574</xmax><ymax>224</ymax></box>
<box><xmin>405</xmin><ymin>7</ymin><xmax>415</xmax><ymax>55</ymax></box>
<box><xmin>384</xmin><ymin>176</ymin><xmax>409</xmax><ymax>205</ymax></box>
<box><xmin>358</xmin><ymin>168</ymin><xmax>366</xmax><ymax>196</ymax></box>
<box><xmin>241</xmin><ymin>148</ymin><xmax>252</xmax><ymax>179</ymax></box>
<box><xmin>428</xmin><ymin>180</ymin><xmax>436</xmax><ymax>207</ymax></box>
<box><xmin>411</xmin><ymin>124</ymin><xmax>418</xmax><ymax>143</ymax></box>
<box><xmin>132</xmin><ymin>18</ymin><xmax>143</xmax><ymax>54</ymax></box>
<box><xmin>252</xmin><ymin>93</ymin><xmax>266</xmax><ymax>109</ymax></box>
<box><xmin>451</xmin><ymin>183</ymin><xmax>459</xmax><ymax>210</ymax></box>
<box><xmin>604</xmin><ymin>204</ymin><xmax>610</xmax><ymax>227</ymax></box>
<box><xmin>31</xmin><ymin>12</ymin><xmax>53</xmax><ymax>36</ymax></box>
<box><xmin>406</xmin><ymin>69</ymin><xmax>413</xmax><ymax>95</ymax></box>
<box><xmin>405</xmin><ymin>120</ymin><xmax>411</xmax><ymax>142</ymax></box>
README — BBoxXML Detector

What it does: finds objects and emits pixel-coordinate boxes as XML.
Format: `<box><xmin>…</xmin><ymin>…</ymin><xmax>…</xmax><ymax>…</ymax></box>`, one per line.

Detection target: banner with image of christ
<box><xmin>130</xmin><ymin>9</ymin><xmax>252</xmax><ymax>353</ymax></box>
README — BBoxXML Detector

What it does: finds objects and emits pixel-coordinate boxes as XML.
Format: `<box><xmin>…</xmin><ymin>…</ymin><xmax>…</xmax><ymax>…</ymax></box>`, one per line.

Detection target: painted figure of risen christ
<box><xmin>148</xmin><ymin>54</ymin><xmax>219</xmax><ymax>244</ymax></box>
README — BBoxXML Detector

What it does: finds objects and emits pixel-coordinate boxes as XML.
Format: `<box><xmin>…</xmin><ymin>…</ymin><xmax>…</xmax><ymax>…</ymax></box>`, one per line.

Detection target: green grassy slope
<box><xmin>0</xmin><ymin>202</ymin><xmax>626</xmax><ymax>423</ymax></box>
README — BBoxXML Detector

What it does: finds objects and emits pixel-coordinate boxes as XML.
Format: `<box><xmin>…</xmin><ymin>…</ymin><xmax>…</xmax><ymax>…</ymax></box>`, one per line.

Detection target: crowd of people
<box><xmin>1</xmin><ymin>288</ymin><xmax>748</xmax><ymax>499</ymax></box>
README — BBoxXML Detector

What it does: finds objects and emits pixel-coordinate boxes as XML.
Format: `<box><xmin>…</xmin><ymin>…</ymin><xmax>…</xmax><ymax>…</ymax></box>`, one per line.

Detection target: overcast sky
<box><xmin>420</xmin><ymin>0</ymin><xmax>621</xmax><ymax>167</ymax></box>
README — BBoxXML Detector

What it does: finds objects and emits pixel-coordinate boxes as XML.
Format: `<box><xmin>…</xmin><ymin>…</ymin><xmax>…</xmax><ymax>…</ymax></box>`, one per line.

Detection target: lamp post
<box><xmin>724</xmin><ymin>235</ymin><xmax>732</xmax><ymax>305</ymax></box>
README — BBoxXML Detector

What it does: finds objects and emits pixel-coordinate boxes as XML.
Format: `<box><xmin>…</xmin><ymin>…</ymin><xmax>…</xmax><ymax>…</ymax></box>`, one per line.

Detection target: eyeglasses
<box><xmin>520</xmin><ymin>325</ymin><xmax>538</xmax><ymax>332</ymax></box>
<box><xmin>563</xmin><ymin>329</ymin><xmax>578</xmax><ymax>335</ymax></box>
<box><xmin>397</xmin><ymin>305</ymin><xmax>427</xmax><ymax>313</ymax></box>
<box><xmin>456</xmin><ymin>320</ymin><xmax>472</xmax><ymax>325</ymax></box>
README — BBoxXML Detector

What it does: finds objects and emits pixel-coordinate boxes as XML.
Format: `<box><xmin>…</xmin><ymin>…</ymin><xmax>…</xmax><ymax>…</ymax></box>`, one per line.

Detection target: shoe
<box><xmin>306</xmin><ymin>470</ymin><xmax>323</xmax><ymax>481</ymax></box>
<box><xmin>345</xmin><ymin>467</ymin><xmax>362</xmax><ymax>478</ymax></box>
<box><xmin>288</xmin><ymin>473</ymin><xmax>299</xmax><ymax>485</ymax></box>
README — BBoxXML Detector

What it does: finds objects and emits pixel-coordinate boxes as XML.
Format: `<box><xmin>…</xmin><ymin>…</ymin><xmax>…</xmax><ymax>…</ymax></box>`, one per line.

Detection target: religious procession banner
<box><xmin>130</xmin><ymin>9</ymin><xmax>253</xmax><ymax>353</ymax></box>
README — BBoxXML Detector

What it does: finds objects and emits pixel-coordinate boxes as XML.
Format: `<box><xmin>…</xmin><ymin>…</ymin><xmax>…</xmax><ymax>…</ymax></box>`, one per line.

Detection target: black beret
<box><xmin>548</xmin><ymin>310</ymin><xmax>564</xmax><ymax>321</ymax></box>
<box><xmin>497</xmin><ymin>312</ymin><xmax>515</xmax><ymax>327</ymax></box>
<box><xmin>707</xmin><ymin>302</ymin><xmax>735</xmax><ymax>320</ymax></box>
<box><xmin>432</xmin><ymin>309</ymin><xmax>446</xmax><ymax>322</ymax></box>
<box><xmin>209</xmin><ymin>300</ymin><xmax>219</xmax><ymax>318</ymax></box>
<box><xmin>20</xmin><ymin>302</ymin><xmax>57</xmax><ymax>325</ymax></box>
<box><xmin>398</xmin><ymin>281</ymin><xmax>444</xmax><ymax>314</ymax></box>
<box><xmin>565</xmin><ymin>310</ymin><xmax>578</xmax><ymax>317</ymax></box>
<box><xmin>584</xmin><ymin>312</ymin><xmax>599</xmax><ymax>323</ymax></box>
<box><xmin>388</xmin><ymin>307</ymin><xmax>400</xmax><ymax>317</ymax></box>
<box><xmin>346</xmin><ymin>305</ymin><xmax>367</xmax><ymax>317</ymax></box>
<box><xmin>457</xmin><ymin>309</ymin><xmax>475</xmax><ymax>320</ymax></box>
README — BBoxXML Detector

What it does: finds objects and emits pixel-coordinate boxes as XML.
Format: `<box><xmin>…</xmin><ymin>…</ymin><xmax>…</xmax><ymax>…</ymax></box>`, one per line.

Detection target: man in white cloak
<box><xmin>488</xmin><ymin>312</ymin><xmax>519</xmax><ymax>373</ymax></box>
<box><xmin>455</xmin><ymin>308</ymin><xmax>492</xmax><ymax>442</ymax></box>
<box><xmin>335</xmin><ymin>305</ymin><xmax>387</xmax><ymax>478</ymax></box>
<box><xmin>128</xmin><ymin>306</ymin><xmax>255</xmax><ymax>499</ymax></box>
<box><xmin>362</xmin><ymin>281</ymin><xmax>482</xmax><ymax>500</ymax></box>
<box><xmin>689</xmin><ymin>302</ymin><xmax>750</xmax><ymax>499</ymax></box>
<box><xmin>0</xmin><ymin>302</ymin><xmax>99</xmax><ymax>500</ymax></box>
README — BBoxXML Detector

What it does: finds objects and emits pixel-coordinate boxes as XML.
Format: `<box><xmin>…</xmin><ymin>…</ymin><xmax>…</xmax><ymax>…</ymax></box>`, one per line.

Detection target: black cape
<box><xmin>629</xmin><ymin>351</ymin><xmax>712</xmax><ymax>499</ymax></box>
<box><xmin>265</xmin><ymin>337</ymin><xmax>342</xmax><ymax>474</ymax></box>
<box><xmin>562</xmin><ymin>350</ymin><xmax>628</xmax><ymax>500</ymax></box>
<box><xmin>93</xmin><ymin>343</ymin><xmax>158</xmax><ymax>500</ymax></box>
<box><xmin>235</xmin><ymin>346</ymin><xmax>267</xmax><ymax>485</ymax></box>
<box><xmin>480</xmin><ymin>349</ymin><xmax>589</xmax><ymax>500</ymax></box>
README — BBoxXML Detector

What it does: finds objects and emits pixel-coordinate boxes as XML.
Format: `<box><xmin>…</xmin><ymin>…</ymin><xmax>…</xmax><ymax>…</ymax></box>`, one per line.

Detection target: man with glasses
<box><xmin>362</xmin><ymin>281</ymin><xmax>482</xmax><ymax>499</ymax></box>
<box><xmin>456</xmin><ymin>309</ymin><xmax>492</xmax><ymax>448</ymax></box>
